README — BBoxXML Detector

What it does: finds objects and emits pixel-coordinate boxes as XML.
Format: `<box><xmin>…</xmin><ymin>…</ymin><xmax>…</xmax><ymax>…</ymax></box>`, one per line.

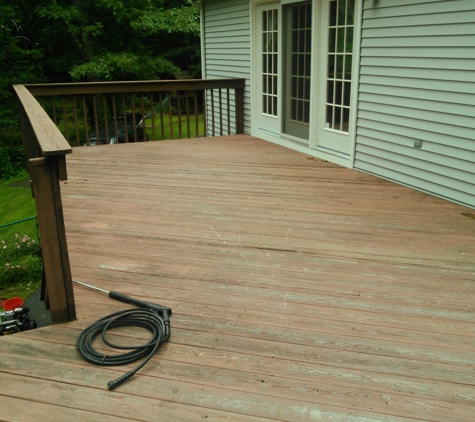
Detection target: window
<box><xmin>325</xmin><ymin>0</ymin><xmax>355</xmax><ymax>133</ymax></box>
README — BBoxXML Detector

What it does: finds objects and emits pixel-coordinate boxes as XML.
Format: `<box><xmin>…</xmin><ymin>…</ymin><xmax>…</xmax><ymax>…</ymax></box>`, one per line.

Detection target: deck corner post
<box><xmin>30</xmin><ymin>155</ymin><xmax>76</xmax><ymax>324</ymax></box>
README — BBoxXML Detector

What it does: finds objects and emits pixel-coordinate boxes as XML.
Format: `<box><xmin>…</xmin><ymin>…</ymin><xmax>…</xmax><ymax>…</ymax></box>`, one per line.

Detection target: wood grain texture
<box><xmin>30</xmin><ymin>157</ymin><xmax>76</xmax><ymax>323</ymax></box>
<box><xmin>1</xmin><ymin>135</ymin><xmax>474</xmax><ymax>421</ymax></box>
<box><xmin>13</xmin><ymin>85</ymin><xmax>72</xmax><ymax>156</ymax></box>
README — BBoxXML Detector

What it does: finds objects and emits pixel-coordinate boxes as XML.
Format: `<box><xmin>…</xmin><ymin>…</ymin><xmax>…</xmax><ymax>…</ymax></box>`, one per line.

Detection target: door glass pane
<box><xmin>325</xmin><ymin>0</ymin><xmax>355</xmax><ymax>133</ymax></box>
<box><xmin>262</xmin><ymin>9</ymin><xmax>279</xmax><ymax>117</ymax></box>
<box><xmin>289</xmin><ymin>3</ymin><xmax>312</xmax><ymax>125</ymax></box>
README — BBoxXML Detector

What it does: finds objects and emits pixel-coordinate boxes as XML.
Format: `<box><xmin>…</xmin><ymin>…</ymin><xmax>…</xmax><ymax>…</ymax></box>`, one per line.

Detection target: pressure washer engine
<box><xmin>0</xmin><ymin>307</ymin><xmax>37</xmax><ymax>336</ymax></box>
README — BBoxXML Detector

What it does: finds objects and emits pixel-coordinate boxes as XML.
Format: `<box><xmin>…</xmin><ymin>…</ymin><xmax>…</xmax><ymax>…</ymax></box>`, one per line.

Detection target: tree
<box><xmin>1</xmin><ymin>3</ymin><xmax>47</xmax><ymax>180</ymax></box>
<box><xmin>35</xmin><ymin>0</ymin><xmax>201</xmax><ymax>82</ymax></box>
<box><xmin>0</xmin><ymin>0</ymin><xmax>201</xmax><ymax>179</ymax></box>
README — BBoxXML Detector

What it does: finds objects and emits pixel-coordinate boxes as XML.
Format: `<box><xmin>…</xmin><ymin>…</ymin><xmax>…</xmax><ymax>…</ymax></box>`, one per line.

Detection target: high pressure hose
<box><xmin>73</xmin><ymin>279</ymin><xmax>172</xmax><ymax>391</ymax></box>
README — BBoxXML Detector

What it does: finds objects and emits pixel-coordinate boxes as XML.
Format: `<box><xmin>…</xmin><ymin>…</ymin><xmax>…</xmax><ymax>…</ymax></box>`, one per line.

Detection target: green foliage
<box><xmin>35</xmin><ymin>0</ymin><xmax>201</xmax><ymax>82</ymax></box>
<box><xmin>1</xmin><ymin>4</ymin><xmax>46</xmax><ymax>177</ymax></box>
<box><xmin>0</xmin><ymin>146</ymin><xmax>25</xmax><ymax>181</ymax></box>
<box><xmin>132</xmin><ymin>6</ymin><xmax>200</xmax><ymax>36</ymax></box>
<box><xmin>70</xmin><ymin>52</ymin><xmax>179</xmax><ymax>81</ymax></box>
<box><xmin>0</xmin><ymin>228</ymin><xmax>42</xmax><ymax>300</ymax></box>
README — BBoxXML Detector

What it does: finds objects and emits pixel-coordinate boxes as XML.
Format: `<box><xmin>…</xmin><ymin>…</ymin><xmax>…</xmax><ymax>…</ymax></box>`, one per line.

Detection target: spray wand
<box><xmin>72</xmin><ymin>279</ymin><xmax>172</xmax><ymax>317</ymax></box>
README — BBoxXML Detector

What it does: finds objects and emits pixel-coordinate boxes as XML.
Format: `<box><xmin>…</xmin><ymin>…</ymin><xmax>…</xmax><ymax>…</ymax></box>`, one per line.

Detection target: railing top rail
<box><xmin>23</xmin><ymin>78</ymin><xmax>246</xmax><ymax>97</ymax></box>
<box><xmin>14</xmin><ymin>85</ymin><xmax>72</xmax><ymax>156</ymax></box>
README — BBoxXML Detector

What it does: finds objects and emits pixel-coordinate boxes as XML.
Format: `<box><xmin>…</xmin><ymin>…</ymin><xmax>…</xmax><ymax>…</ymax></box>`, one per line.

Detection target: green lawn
<box><xmin>0</xmin><ymin>173</ymin><xmax>36</xmax><ymax>225</ymax></box>
<box><xmin>145</xmin><ymin>113</ymin><xmax>205</xmax><ymax>140</ymax></box>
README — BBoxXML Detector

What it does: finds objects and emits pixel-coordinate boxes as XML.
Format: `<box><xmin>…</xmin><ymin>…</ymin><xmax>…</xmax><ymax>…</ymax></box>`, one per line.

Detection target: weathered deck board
<box><xmin>1</xmin><ymin>135</ymin><xmax>474</xmax><ymax>421</ymax></box>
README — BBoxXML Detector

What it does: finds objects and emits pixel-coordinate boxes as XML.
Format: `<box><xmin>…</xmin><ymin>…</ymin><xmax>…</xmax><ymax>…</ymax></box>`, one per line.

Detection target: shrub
<box><xmin>0</xmin><ymin>234</ymin><xmax>42</xmax><ymax>290</ymax></box>
<box><xmin>0</xmin><ymin>145</ymin><xmax>25</xmax><ymax>182</ymax></box>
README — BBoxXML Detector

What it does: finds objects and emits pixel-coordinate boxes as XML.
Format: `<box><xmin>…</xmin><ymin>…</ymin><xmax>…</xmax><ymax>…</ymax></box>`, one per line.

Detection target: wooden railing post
<box><xmin>30</xmin><ymin>156</ymin><xmax>76</xmax><ymax>323</ymax></box>
<box><xmin>15</xmin><ymin>84</ymin><xmax>75</xmax><ymax>324</ymax></box>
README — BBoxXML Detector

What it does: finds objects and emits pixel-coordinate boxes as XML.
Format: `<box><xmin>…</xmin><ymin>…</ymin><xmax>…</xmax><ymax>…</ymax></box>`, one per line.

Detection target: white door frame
<box><xmin>250</xmin><ymin>0</ymin><xmax>363</xmax><ymax>168</ymax></box>
<box><xmin>251</xmin><ymin>0</ymin><xmax>282</xmax><ymax>137</ymax></box>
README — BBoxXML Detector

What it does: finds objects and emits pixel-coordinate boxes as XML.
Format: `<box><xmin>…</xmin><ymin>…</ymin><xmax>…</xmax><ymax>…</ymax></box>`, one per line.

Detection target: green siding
<box><xmin>355</xmin><ymin>0</ymin><xmax>475</xmax><ymax>209</ymax></box>
<box><xmin>203</xmin><ymin>0</ymin><xmax>252</xmax><ymax>135</ymax></box>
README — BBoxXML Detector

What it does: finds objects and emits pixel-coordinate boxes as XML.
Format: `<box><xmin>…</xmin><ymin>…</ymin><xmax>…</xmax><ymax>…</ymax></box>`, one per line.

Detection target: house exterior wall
<box><xmin>202</xmin><ymin>0</ymin><xmax>475</xmax><ymax>209</ymax></box>
<box><xmin>202</xmin><ymin>0</ymin><xmax>252</xmax><ymax>134</ymax></box>
<box><xmin>354</xmin><ymin>0</ymin><xmax>475</xmax><ymax>209</ymax></box>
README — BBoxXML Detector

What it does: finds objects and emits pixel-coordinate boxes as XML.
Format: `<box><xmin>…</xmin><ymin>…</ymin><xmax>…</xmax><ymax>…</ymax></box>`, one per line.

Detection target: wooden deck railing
<box><xmin>24</xmin><ymin>79</ymin><xmax>245</xmax><ymax>146</ymax></box>
<box><xmin>14</xmin><ymin>78</ymin><xmax>246</xmax><ymax>323</ymax></box>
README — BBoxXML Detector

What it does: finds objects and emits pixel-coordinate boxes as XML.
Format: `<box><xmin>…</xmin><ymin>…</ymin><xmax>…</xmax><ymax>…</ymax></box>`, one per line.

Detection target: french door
<box><xmin>253</xmin><ymin>0</ymin><xmax>358</xmax><ymax>156</ymax></box>
<box><xmin>254</xmin><ymin>3</ymin><xmax>281</xmax><ymax>135</ymax></box>
<box><xmin>315</xmin><ymin>0</ymin><xmax>357</xmax><ymax>155</ymax></box>
<box><xmin>283</xmin><ymin>2</ymin><xmax>312</xmax><ymax>143</ymax></box>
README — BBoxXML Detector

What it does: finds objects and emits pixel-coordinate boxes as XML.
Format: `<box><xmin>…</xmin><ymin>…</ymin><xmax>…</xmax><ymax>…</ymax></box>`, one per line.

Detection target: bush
<box><xmin>0</xmin><ymin>145</ymin><xmax>25</xmax><ymax>181</ymax></box>
<box><xmin>0</xmin><ymin>217</ymin><xmax>42</xmax><ymax>301</ymax></box>
<box><xmin>0</xmin><ymin>233</ymin><xmax>42</xmax><ymax>290</ymax></box>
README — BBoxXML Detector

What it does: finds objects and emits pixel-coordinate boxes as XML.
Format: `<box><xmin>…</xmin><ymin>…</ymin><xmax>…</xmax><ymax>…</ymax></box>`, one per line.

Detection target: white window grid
<box><xmin>290</xmin><ymin>4</ymin><xmax>312</xmax><ymax>124</ymax></box>
<box><xmin>262</xmin><ymin>9</ymin><xmax>279</xmax><ymax>117</ymax></box>
<box><xmin>325</xmin><ymin>0</ymin><xmax>355</xmax><ymax>133</ymax></box>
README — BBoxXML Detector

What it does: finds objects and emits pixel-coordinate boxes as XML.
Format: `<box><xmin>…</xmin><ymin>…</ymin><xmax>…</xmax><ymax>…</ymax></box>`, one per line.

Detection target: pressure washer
<box><xmin>0</xmin><ymin>306</ymin><xmax>37</xmax><ymax>336</ymax></box>
<box><xmin>72</xmin><ymin>279</ymin><xmax>172</xmax><ymax>391</ymax></box>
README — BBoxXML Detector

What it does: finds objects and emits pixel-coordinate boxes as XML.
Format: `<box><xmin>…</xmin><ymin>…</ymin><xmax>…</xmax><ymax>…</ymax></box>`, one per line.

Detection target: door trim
<box><xmin>251</xmin><ymin>0</ymin><xmax>282</xmax><ymax>136</ymax></box>
<box><xmin>250</xmin><ymin>0</ymin><xmax>363</xmax><ymax>167</ymax></box>
<box><xmin>311</xmin><ymin>0</ymin><xmax>362</xmax><ymax>163</ymax></box>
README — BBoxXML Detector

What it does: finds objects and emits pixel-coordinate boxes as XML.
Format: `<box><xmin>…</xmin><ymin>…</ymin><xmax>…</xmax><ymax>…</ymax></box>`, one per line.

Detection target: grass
<box><xmin>0</xmin><ymin>174</ymin><xmax>41</xmax><ymax>301</ymax></box>
<box><xmin>145</xmin><ymin>113</ymin><xmax>205</xmax><ymax>140</ymax></box>
<box><xmin>0</xmin><ymin>172</ymin><xmax>36</xmax><ymax>225</ymax></box>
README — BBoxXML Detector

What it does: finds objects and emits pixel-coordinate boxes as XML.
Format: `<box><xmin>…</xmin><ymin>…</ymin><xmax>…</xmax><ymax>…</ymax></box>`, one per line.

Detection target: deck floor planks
<box><xmin>1</xmin><ymin>135</ymin><xmax>474</xmax><ymax>421</ymax></box>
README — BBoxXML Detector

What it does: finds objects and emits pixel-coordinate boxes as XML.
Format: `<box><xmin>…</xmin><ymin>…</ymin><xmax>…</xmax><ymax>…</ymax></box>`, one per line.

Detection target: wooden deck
<box><xmin>1</xmin><ymin>135</ymin><xmax>474</xmax><ymax>421</ymax></box>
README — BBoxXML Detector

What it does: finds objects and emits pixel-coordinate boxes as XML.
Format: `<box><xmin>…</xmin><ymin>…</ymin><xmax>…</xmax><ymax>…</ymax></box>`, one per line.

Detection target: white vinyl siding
<box><xmin>354</xmin><ymin>0</ymin><xmax>475</xmax><ymax>209</ymax></box>
<box><xmin>203</xmin><ymin>0</ymin><xmax>252</xmax><ymax>134</ymax></box>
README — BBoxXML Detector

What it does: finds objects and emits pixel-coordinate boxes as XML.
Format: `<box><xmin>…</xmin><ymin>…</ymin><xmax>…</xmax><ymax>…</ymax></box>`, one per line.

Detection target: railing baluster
<box><xmin>150</xmin><ymin>94</ymin><xmax>156</xmax><ymax>141</ymax></box>
<box><xmin>93</xmin><ymin>95</ymin><xmax>99</xmax><ymax>145</ymax></box>
<box><xmin>227</xmin><ymin>89</ymin><xmax>231</xmax><ymax>136</ymax></box>
<box><xmin>82</xmin><ymin>96</ymin><xmax>89</xmax><ymax>145</ymax></box>
<box><xmin>210</xmin><ymin>89</ymin><xmax>215</xmax><ymax>137</ymax></box>
<box><xmin>235</xmin><ymin>84</ymin><xmax>245</xmax><ymax>134</ymax></box>
<box><xmin>122</xmin><ymin>95</ymin><xmax>129</xmax><ymax>143</ymax></box>
<box><xmin>185</xmin><ymin>92</ymin><xmax>191</xmax><ymax>138</ymax></box>
<box><xmin>159</xmin><ymin>93</ymin><xmax>165</xmax><ymax>140</ymax></box>
<box><xmin>168</xmin><ymin>91</ymin><xmax>173</xmax><ymax>140</ymax></box>
<box><xmin>140</xmin><ymin>93</ymin><xmax>147</xmax><ymax>141</ymax></box>
<box><xmin>202</xmin><ymin>89</ymin><xmax>207</xmax><ymax>137</ymax></box>
<box><xmin>61</xmin><ymin>97</ymin><xmax>69</xmax><ymax>143</ymax></box>
<box><xmin>112</xmin><ymin>96</ymin><xmax>119</xmax><ymax>143</ymax></box>
<box><xmin>219</xmin><ymin>89</ymin><xmax>223</xmax><ymax>136</ymax></box>
<box><xmin>194</xmin><ymin>91</ymin><xmax>199</xmax><ymax>137</ymax></box>
<box><xmin>131</xmin><ymin>96</ymin><xmax>137</xmax><ymax>142</ymax></box>
<box><xmin>177</xmin><ymin>91</ymin><xmax>183</xmax><ymax>139</ymax></box>
<box><xmin>72</xmin><ymin>97</ymin><xmax>80</xmax><ymax>146</ymax></box>
<box><xmin>103</xmin><ymin>95</ymin><xmax>109</xmax><ymax>145</ymax></box>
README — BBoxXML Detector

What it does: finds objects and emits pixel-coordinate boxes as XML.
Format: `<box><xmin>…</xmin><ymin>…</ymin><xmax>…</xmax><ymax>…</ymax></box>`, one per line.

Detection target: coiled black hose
<box><xmin>76</xmin><ymin>308</ymin><xmax>170</xmax><ymax>390</ymax></box>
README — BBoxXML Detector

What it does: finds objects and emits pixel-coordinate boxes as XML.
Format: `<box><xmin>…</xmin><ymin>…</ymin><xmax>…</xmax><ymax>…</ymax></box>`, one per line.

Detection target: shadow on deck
<box><xmin>1</xmin><ymin>135</ymin><xmax>474</xmax><ymax>421</ymax></box>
